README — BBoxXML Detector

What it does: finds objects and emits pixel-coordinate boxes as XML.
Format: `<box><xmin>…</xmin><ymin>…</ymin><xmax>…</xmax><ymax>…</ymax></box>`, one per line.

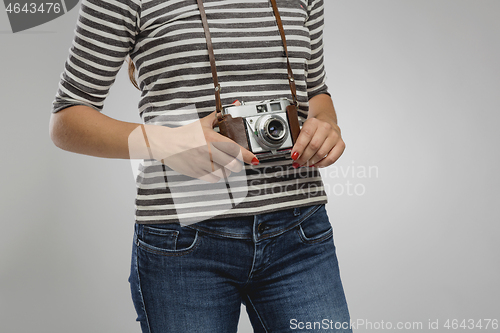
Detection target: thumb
<box><xmin>200</xmin><ymin>111</ymin><xmax>218</xmax><ymax>129</ymax></box>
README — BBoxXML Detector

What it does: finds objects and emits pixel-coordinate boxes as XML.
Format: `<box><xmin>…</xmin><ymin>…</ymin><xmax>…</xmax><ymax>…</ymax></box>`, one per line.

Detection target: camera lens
<box><xmin>255</xmin><ymin>114</ymin><xmax>289</xmax><ymax>148</ymax></box>
<box><xmin>267</xmin><ymin>120</ymin><xmax>284</xmax><ymax>140</ymax></box>
<box><xmin>264</xmin><ymin>118</ymin><xmax>286</xmax><ymax>142</ymax></box>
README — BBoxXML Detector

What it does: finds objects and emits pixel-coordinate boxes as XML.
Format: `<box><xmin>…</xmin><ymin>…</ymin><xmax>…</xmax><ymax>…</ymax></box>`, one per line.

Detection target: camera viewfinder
<box><xmin>270</xmin><ymin>102</ymin><xmax>281</xmax><ymax>111</ymax></box>
<box><xmin>256</xmin><ymin>104</ymin><xmax>268</xmax><ymax>113</ymax></box>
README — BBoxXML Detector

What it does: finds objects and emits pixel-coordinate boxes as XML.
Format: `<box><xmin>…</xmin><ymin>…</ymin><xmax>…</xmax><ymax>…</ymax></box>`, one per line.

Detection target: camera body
<box><xmin>218</xmin><ymin>98</ymin><xmax>300</xmax><ymax>160</ymax></box>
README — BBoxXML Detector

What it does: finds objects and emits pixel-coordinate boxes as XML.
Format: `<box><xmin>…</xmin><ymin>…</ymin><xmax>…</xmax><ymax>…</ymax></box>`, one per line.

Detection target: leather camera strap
<box><xmin>269</xmin><ymin>0</ymin><xmax>298</xmax><ymax>106</ymax></box>
<box><xmin>196</xmin><ymin>0</ymin><xmax>298</xmax><ymax>121</ymax></box>
<box><xmin>196</xmin><ymin>0</ymin><xmax>223</xmax><ymax>119</ymax></box>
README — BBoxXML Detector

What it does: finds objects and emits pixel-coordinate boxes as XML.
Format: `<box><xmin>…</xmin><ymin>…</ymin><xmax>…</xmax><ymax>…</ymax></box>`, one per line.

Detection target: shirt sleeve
<box><xmin>51</xmin><ymin>0</ymin><xmax>141</xmax><ymax>113</ymax></box>
<box><xmin>305</xmin><ymin>0</ymin><xmax>330</xmax><ymax>100</ymax></box>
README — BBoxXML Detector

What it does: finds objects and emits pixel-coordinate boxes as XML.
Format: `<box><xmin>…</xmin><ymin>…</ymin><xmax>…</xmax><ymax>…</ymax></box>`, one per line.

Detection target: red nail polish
<box><xmin>251</xmin><ymin>157</ymin><xmax>260</xmax><ymax>165</ymax></box>
<box><xmin>292</xmin><ymin>162</ymin><xmax>300</xmax><ymax>169</ymax></box>
<box><xmin>291</xmin><ymin>152</ymin><xmax>299</xmax><ymax>160</ymax></box>
<box><xmin>309</xmin><ymin>164</ymin><xmax>315</xmax><ymax>168</ymax></box>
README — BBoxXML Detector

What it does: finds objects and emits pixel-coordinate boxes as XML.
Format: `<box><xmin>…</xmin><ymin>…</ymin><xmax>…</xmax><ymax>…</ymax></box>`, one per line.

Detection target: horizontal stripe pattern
<box><xmin>53</xmin><ymin>0</ymin><xmax>329</xmax><ymax>224</ymax></box>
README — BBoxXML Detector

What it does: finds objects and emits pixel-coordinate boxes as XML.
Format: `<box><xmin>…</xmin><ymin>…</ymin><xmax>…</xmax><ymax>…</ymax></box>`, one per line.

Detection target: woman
<box><xmin>49</xmin><ymin>0</ymin><xmax>352</xmax><ymax>331</ymax></box>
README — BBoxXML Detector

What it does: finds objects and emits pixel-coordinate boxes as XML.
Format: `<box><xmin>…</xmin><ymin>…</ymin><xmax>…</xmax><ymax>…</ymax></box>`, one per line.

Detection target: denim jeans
<box><xmin>129</xmin><ymin>204</ymin><xmax>352</xmax><ymax>332</ymax></box>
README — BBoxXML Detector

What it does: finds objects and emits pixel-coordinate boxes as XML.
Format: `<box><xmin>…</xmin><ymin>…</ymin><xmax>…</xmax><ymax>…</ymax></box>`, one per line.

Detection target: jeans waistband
<box><xmin>185</xmin><ymin>204</ymin><xmax>324</xmax><ymax>241</ymax></box>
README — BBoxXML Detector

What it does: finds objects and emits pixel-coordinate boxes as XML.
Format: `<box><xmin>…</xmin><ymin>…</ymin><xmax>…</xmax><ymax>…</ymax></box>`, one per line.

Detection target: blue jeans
<box><xmin>129</xmin><ymin>204</ymin><xmax>352</xmax><ymax>332</ymax></box>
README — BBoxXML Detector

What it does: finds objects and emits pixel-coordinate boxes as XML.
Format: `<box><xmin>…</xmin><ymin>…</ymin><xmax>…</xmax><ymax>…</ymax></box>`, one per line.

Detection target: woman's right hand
<box><xmin>129</xmin><ymin>112</ymin><xmax>259</xmax><ymax>183</ymax></box>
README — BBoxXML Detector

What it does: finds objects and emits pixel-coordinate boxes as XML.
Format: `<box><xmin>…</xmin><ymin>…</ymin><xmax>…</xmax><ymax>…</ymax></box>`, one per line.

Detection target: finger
<box><xmin>206</xmin><ymin>139</ymin><xmax>242</xmax><ymax>173</ymax></box>
<box><xmin>200</xmin><ymin>161</ymin><xmax>232</xmax><ymax>182</ymax></box>
<box><xmin>196</xmin><ymin>151</ymin><xmax>228</xmax><ymax>177</ymax></box>
<box><xmin>290</xmin><ymin>121</ymin><xmax>318</xmax><ymax>163</ymax></box>
<box><xmin>208</xmin><ymin>131</ymin><xmax>259</xmax><ymax>166</ymax></box>
<box><xmin>211</xmin><ymin>141</ymin><xmax>242</xmax><ymax>160</ymax></box>
<box><xmin>210</xmin><ymin>145</ymin><xmax>244</xmax><ymax>173</ymax></box>
<box><xmin>305</xmin><ymin>135</ymin><xmax>338</xmax><ymax>166</ymax></box>
<box><xmin>173</xmin><ymin>145</ymin><xmax>215</xmax><ymax>172</ymax></box>
<box><xmin>216</xmin><ymin>165</ymin><xmax>232</xmax><ymax>180</ymax></box>
<box><xmin>159</xmin><ymin>157</ymin><xmax>222</xmax><ymax>183</ymax></box>
<box><xmin>211</xmin><ymin>166</ymin><xmax>232</xmax><ymax>180</ymax></box>
<box><xmin>312</xmin><ymin>139</ymin><xmax>346</xmax><ymax>168</ymax></box>
<box><xmin>294</xmin><ymin>127</ymin><xmax>329</xmax><ymax>166</ymax></box>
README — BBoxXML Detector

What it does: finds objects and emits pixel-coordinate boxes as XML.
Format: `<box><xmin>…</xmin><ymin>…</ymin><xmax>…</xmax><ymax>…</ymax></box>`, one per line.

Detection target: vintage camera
<box><xmin>217</xmin><ymin>98</ymin><xmax>301</xmax><ymax>160</ymax></box>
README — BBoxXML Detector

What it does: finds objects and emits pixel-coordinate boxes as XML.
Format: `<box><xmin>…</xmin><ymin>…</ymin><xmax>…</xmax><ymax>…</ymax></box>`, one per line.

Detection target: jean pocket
<box><xmin>296</xmin><ymin>205</ymin><xmax>333</xmax><ymax>244</ymax></box>
<box><xmin>136</xmin><ymin>223</ymin><xmax>200</xmax><ymax>256</ymax></box>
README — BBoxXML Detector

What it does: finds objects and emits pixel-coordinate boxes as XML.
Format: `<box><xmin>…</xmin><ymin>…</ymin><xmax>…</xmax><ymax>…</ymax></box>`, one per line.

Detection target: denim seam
<box><xmin>244</xmin><ymin>205</ymin><xmax>323</xmax><ymax>286</ymax></box>
<box><xmin>244</xmin><ymin>225</ymin><xmax>258</xmax><ymax>287</ymax></box>
<box><xmin>256</xmin><ymin>204</ymin><xmax>323</xmax><ymax>241</ymax></box>
<box><xmin>144</xmin><ymin>228</ymin><xmax>179</xmax><ymax>237</ymax></box>
<box><xmin>136</xmin><ymin>231</ymin><xmax>201</xmax><ymax>257</ymax></box>
<box><xmin>245</xmin><ymin>295</ymin><xmax>269</xmax><ymax>333</ymax></box>
<box><xmin>185</xmin><ymin>224</ymin><xmax>250</xmax><ymax>239</ymax></box>
<box><xmin>297</xmin><ymin>226</ymin><xmax>333</xmax><ymax>244</ymax></box>
<box><xmin>134</xmin><ymin>233</ymin><xmax>152</xmax><ymax>333</ymax></box>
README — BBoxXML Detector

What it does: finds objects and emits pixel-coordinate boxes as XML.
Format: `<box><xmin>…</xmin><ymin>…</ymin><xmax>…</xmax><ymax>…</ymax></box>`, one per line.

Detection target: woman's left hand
<box><xmin>290</xmin><ymin>94</ymin><xmax>345</xmax><ymax>168</ymax></box>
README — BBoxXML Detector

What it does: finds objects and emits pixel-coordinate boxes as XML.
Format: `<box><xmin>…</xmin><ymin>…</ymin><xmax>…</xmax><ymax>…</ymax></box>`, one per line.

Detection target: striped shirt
<box><xmin>52</xmin><ymin>0</ymin><xmax>330</xmax><ymax>224</ymax></box>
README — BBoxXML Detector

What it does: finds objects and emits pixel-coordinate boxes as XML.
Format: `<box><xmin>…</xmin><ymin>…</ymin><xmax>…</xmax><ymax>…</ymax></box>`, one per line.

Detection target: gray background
<box><xmin>1</xmin><ymin>1</ymin><xmax>499</xmax><ymax>332</ymax></box>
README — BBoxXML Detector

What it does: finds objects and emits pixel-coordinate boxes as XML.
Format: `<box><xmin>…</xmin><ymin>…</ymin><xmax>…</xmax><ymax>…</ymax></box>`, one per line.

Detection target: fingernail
<box><xmin>251</xmin><ymin>157</ymin><xmax>260</xmax><ymax>165</ymax></box>
<box><xmin>309</xmin><ymin>164</ymin><xmax>315</xmax><ymax>168</ymax></box>
<box><xmin>292</xmin><ymin>162</ymin><xmax>300</xmax><ymax>169</ymax></box>
<box><xmin>291</xmin><ymin>152</ymin><xmax>299</xmax><ymax>160</ymax></box>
